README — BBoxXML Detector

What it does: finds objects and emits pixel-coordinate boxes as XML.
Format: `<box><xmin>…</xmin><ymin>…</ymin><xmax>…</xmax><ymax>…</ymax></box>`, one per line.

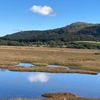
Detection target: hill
<box><xmin>2</xmin><ymin>22</ymin><xmax>100</xmax><ymax>42</ymax></box>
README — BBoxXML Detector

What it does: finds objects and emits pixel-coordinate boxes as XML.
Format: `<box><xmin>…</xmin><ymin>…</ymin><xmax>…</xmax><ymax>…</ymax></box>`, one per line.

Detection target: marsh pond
<box><xmin>0</xmin><ymin>69</ymin><xmax>100</xmax><ymax>99</ymax></box>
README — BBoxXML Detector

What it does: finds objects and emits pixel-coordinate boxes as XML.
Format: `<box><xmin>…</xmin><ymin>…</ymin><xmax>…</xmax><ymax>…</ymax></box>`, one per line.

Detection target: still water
<box><xmin>16</xmin><ymin>63</ymin><xmax>34</xmax><ymax>67</ymax></box>
<box><xmin>0</xmin><ymin>70</ymin><xmax>100</xmax><ymax>98</ymax></box>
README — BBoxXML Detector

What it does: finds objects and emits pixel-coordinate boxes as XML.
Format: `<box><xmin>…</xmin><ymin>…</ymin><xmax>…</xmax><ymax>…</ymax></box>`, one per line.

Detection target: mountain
<box><xmin>2</xmin><ymin>22</ymin><xmax>100</xmax><ymax>42</ymax></box>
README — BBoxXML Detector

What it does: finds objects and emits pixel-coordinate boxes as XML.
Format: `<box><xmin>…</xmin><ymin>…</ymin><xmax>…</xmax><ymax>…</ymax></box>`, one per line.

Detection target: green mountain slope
<box><xmin>2</xmin><ymin>22</ymin><xmax>100</xmax><ymax>42</ymax></box>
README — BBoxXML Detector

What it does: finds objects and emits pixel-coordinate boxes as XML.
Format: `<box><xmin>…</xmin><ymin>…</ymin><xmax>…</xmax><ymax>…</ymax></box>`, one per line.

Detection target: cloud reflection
<box><xmin>27</xmin><ymin>73</ymin><xmax>49</xmax><ymax>83</ymax></box>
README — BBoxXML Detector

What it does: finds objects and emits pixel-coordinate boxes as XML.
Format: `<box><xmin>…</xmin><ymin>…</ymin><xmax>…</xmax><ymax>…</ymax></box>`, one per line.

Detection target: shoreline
<box><xmin>5</xmin><ymin>92</ymin><xmax>100</xmax><ymax>100</ymax></box>
<box><xmin>0</xmin><ymin>65</ymin><xmax>98</xmax><ymax>75</ymax></box>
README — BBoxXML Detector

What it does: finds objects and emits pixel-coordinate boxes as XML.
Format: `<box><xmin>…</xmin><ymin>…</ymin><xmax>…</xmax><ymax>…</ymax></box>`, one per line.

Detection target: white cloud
<box><xmin>29</xmin><ymin>5</ymin><xmax>56</xmax><ymax>16</ymax></box>
<box><xmin>27</xmin><ymin>73</ymin><xmax>49</xmax><ymax>83</ymax></box>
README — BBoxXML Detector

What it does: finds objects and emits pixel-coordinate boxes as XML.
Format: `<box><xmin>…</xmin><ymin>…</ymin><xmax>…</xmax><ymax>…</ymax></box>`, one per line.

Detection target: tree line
<box><xmin>0</xmin><ymin>39</ymin><xmax>100</xmax><ymax>49</ymax></box>
<box><xmin>1</xmin><ymin>22</ymin><xmax>100</xmax><ymax>49</ymax></box>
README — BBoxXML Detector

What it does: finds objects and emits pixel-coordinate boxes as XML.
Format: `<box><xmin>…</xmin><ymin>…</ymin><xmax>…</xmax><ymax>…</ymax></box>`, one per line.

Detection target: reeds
<box><xmin>0</xmin><ymin>46</ymin><xmax>100</xmax><ymax>73</ymax></box>
<box><xmin>7</xmin><ymin>92</ymin><xmax>100</xmax><ymax>100</ymax></box>
<box><xmin>42</xmin><ymin>92</ymin><xmax>100</xmax><ymax>100</ymax></box>
<box><xmin>42</xmin><ymin>92</ymin><xmax>76</xmax><ymax>98</ymax></box>
<box><xmin>1</xmin><ymin>65</ymin><xmax>97</xmax><ymax>75</ymax></box>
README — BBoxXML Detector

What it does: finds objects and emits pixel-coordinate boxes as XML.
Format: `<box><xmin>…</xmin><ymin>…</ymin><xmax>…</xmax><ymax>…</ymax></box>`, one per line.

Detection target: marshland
<box><xmin>1</xmin><ymin>0</ymin><xmax>100</xmax><ymax>99</ymax></box>
<box><xmin>0</xmin><ymin>46</ymin><xmax>100</xmax><ymax>72</ymax></box>
<box><xmin>0</xmin><ymin>46</ymin><xmax>100</xmax><ymax>100</ymax></box>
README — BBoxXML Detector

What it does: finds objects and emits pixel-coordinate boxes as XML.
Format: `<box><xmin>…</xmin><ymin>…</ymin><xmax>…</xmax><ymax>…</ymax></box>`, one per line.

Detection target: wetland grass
<box><xmin>0</xmin><ymin>46</ymin><xmax>100</xmax><ymax>100</ymax></box>
<box><xmin>8</xmin><ymin>92</ymin><xmax>100</xmax><ymax>100</ymax></box>
<box><xmin>0</xmin><ymin>62</ymin><xmax>98</xmax><ymax>74</ymax></box>
<box><xmin>0</xmin><ymin>46</ymin><xmax>100</xmax><ymax>73</ymax></box>
<box><xmin>42</xmin><ymin>92</ymin><xmax>100</xmax><ymax>100</ymax></box>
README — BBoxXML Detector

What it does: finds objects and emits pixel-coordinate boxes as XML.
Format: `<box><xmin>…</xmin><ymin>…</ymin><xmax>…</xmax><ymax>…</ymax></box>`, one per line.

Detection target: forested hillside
<box><xmin>1</xmin><ymin>22</ymin><xmax>100</xmax><ymax>49</ymax></box>
<box><xmin>2</xmin><ymin>22</ymin><xmax>100</xmax><ymax>42</ymax></box>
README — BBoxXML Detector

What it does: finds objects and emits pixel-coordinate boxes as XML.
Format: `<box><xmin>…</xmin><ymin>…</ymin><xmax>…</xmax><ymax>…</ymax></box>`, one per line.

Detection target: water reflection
<box><xmin>0</xmin><ymin>69</ymin><xmax>6</xmax><ymax>72</ymax></box>
<box><xmin>0</xmin><ymin>71</ymin><xmax>100</xmax><ymax>98</ymax></box>
<box><xmin>47</xmin><ymin>65</ymin><xmax>58</xmax><ymax>68</ymax></box>
<box><xmin>16</xmin><ymin>63</ymin><xmax>34</xmax><ymax>67</ymax></box>
<box><xmin>47</xmin><ymin>65</ymin><xmax>70</xmax><ymax>70</ymax></box>
<box><xmin>27</xmin><ymin>73</ymin><xmax>49</xmax><ymax>83</ymax></box>
<box><xmin>66</xmin><ymin>67</ymin><xmax>70</xmax><ymax>70</ymax></box>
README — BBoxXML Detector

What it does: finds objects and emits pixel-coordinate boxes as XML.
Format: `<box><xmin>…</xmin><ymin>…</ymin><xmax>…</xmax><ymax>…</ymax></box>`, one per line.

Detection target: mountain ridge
<box><xmin>2</xmin><ymin>22</ymin><xmax>100</xmax><ymax>42</ymax></box>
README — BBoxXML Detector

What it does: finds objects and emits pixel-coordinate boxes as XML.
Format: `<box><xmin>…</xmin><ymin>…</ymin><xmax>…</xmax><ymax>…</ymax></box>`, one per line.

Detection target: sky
<box><xmin>0</xmin><ymin>0</ymin><xmax>100</xmax><ymax>37</ymax></box>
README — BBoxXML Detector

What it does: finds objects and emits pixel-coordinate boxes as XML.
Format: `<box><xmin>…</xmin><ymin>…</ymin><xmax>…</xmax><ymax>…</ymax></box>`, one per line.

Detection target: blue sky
<box><xmin>0</xmin><ymin>0</ymin><xmax>100</xmax><ymax>36</ymax></box>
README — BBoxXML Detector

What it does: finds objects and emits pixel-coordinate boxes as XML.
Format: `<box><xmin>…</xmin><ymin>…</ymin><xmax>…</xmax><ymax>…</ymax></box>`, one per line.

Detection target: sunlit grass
<box><xmin>0</xmin><ymin>46</ymin><xmax>100</xmax><ymax>99</ymax></box>
<box><xmin>10</xmin><ymin>92</ymin><xmax>100</xmax><ymax>100</ymax></box>
<box><xmin>0</xmin><ymin>46</ymin><xmax>100</xmax><ymax>72</ymax></box>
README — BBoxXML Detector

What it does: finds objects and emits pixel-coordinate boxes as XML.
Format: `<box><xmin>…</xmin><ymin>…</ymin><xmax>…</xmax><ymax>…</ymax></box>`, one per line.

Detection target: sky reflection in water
<box><xmin>16</xmin><ymin>63</ymin><xmax>34</xmax><ymax>67</ymax></box>
<box><xmin>0</xmin><ymin>70</ymin><xmax>100</xmax><ymax>98</ymax></box>
<box><xmin>27</xmin><ymin>73</ymin><xmax>49</xmax><ymax>83</ymax></box>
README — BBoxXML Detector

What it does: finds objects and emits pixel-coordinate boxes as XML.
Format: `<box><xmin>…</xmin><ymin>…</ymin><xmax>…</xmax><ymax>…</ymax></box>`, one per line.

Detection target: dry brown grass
<box><xmin>0</xmin><ymin>46</ymin><xmax>100</xmax><ymax>72</ymax></box>
<box><xmin>10</xmin><ymin>92</ymin><xmax>100</xmax><ymax>100</ymax></box>
<box><xmin>42</xmin><ymin>92</ymin><xmax>100</xmax><ymax>100</ymax></box>
<box><xmin>1</xmin><ymin>46</ymin><xmax>100</xmax><ymax>99</ymax></box>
